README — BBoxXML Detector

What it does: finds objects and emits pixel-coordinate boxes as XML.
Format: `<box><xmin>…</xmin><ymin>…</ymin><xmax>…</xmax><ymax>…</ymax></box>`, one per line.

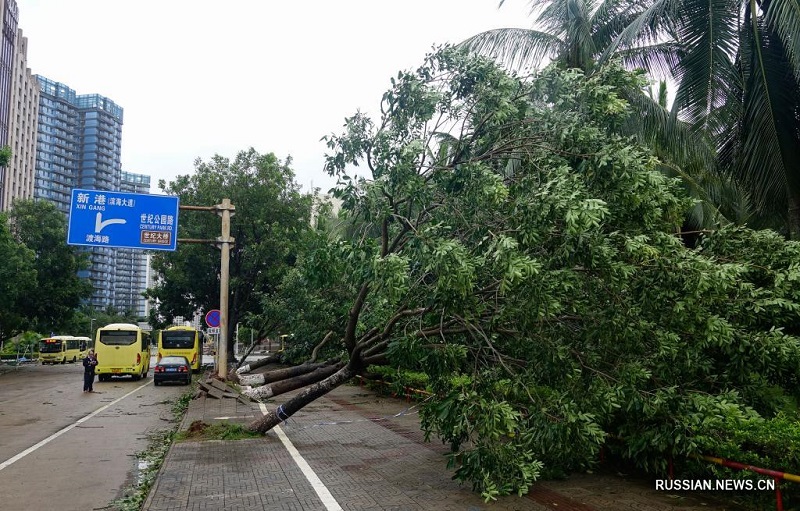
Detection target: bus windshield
<box><xmin>99</xmin><ymin>331</ymin><xmax>137</xmax><ymax>346</ymax></box>
<box><xmin>161</xmin><ymin>332</ymin><xmax>195</xmax><ymax>349</ymax></box>
<box><xmin>40</xmin><ymin>340</ymin><xmax>63</xmax><ymax>353</ymax></box>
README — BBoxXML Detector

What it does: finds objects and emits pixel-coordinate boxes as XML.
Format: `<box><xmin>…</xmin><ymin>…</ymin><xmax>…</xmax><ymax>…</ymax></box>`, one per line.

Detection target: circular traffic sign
<box><xmin>205</xmin><ymin>309</ymin><xmax>221</xmax><ymax>328</ymax></box>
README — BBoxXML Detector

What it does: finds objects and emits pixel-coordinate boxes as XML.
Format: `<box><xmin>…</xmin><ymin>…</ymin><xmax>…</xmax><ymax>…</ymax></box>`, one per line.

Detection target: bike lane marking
<box><xmin>0</xmin><ymin>380</ymin><xmax>152</xmax><ymax>472</ymax></box>
<box><xmin>258</xmin><ymin>402</ymin><xmax>343</xmax><ymax>511</ymax></box>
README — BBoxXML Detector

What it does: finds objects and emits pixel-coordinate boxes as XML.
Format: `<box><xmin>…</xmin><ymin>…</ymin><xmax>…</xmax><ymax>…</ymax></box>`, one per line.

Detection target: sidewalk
<box><xmin>143</xmin><ymin>382</ymin><xmax>743</xmax><ymax>511</ymax></box>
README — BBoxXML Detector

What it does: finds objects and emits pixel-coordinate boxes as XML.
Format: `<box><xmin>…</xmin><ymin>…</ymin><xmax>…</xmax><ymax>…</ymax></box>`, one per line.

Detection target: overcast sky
<box><xmin>18</xmin><ymin>0</ymin><xmax>532</xmax><ymax>194</ymax></box>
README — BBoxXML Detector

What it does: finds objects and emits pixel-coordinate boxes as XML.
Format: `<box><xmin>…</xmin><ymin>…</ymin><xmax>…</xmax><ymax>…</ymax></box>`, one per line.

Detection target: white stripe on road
<box><xmin>258</xmin><ymin>403</ymin><xmax>342</xmax><ymax>511</ymax></box>
<box><xmin>0</xmin><ymin>380</ymin><xmax>152</xmax><ymax>472</ymax></box>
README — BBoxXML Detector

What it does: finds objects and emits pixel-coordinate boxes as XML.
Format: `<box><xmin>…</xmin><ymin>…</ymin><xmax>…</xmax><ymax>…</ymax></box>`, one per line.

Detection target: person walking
<box><xmin>83</xmin><ymin>349</ymin><xmax>98</xmax><ymax>392</ymax></box>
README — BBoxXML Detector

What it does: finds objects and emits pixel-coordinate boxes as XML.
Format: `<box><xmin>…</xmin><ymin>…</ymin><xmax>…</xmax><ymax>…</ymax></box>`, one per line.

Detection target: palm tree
<box><xmin>463</xmin><ymin>0</ymin><xmax>662</xmax><ymax>74</ymax></box>
<box><xmin>604</xmin><ymin>0</ymin><xmax>800</xmax><ymax>235</ymax></box>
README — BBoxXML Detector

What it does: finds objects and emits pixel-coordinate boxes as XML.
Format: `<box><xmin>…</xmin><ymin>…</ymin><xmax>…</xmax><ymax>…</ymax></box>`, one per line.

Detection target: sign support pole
<box><xmin>216</xmin><ymin>198</ymin><xmax>234</xmax><ymax>379</ymax></box>
<box><xmin>180</xmin><ymin>200</ymin><xmax>235</xmax><ymax>380</ymax></box>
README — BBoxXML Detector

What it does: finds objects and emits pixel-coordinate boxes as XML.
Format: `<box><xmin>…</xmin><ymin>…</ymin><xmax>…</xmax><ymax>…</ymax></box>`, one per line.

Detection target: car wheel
<box><xmin>154</xmin><ymin>380</ymin><xmax>160</xmax><ymax>386</ymax></box>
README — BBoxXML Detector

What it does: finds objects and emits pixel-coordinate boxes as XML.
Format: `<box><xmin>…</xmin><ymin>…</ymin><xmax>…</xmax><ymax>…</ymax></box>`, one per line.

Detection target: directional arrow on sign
<box><xmin>95</xmin><ymin>212</ymin><xmax>127</xmax><ymax>233</ymax></box>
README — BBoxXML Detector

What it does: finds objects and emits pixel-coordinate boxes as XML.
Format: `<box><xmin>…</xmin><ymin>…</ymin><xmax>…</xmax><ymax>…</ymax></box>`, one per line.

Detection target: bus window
<box><xmin>161</xmin><ymin>331</ymin><xmax>195</xmax><ymax>349</ymax></box>
<box><xmin>99</xmin><ymin>331</ymin><xmax>137</xmax><ymax>346</ymax></box>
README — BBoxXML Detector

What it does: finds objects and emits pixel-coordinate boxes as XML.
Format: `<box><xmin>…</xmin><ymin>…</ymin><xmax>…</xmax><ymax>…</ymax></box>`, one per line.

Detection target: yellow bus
<box><xmin>158</xmin><ymin>326</ymin><xmax>204</xmax><ymax>372</ymax></box>
<box><xmin>39</xmin><ymin>335</ymin><xmax>86</xmax><ymax>364</ymax></box>
<box><xmin>95</xmin><ymin>323</ymin><xmax>151</xmax><ymax>381</ymax></box>
<box><xmin>74</xmin><ymin>336</ymin><xmax>93</xmax><ymax>359</ymax></box>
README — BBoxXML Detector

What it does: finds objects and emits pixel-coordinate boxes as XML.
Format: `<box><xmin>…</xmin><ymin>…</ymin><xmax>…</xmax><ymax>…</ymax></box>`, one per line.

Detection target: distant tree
<box><xmin>0</xmin><ymin>146</ymin><xmax>11</xmax><ymax>168</ymax></box>
<box><xmin>8</xmin><ymin>199</ymin><xmax>92</xmax><ymax>335</ymax></box>
<box><xmin>0</xmin><ymin>212</ymin><xmax>35</xmax><ymax>341</ymax></box>
<box><xmin>245</xmin><ymin>48</ymin><xmax>800</xmax><ymax>500</ymax></box>
<box><xmin>146</xmin><ymin>149</ymin><xmax>314</xmax><ymax>360</ymax></box>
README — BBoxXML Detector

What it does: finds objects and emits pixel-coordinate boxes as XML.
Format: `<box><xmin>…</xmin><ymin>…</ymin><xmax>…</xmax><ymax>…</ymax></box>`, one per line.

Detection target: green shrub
<box><xmin>686</xmin><ymin>413</ymin><xmax>800</xmax><ymax>510</ymax></box>
<box><xmin>362</xmin><ymin>365</ymin><xmax>431</xmax><ymax>399</ymax></box>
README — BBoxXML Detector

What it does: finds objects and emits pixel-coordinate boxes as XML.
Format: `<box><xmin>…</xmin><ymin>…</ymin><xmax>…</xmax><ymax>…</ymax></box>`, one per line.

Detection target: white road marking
<box><xmin>258</xmin><ymin>403</ymin><xmax>343</xmax><ymax>511</ymax></box>
<box><xmin>0</xmin><ymin>380</ymin><xmax>151</xmax><ymax>472</ymax></box>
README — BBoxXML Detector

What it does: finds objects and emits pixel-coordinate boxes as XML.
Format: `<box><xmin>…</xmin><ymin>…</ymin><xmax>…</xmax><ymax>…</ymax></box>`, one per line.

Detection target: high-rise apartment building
<box><xmin>34</xmin><ymin>77</ymin><xmax>123</xmax><ymax>214</ymax></box>
<box><xmin>0</xmin><ymin>0</ymin><xmax>18</xmax><ymax>208</ymax></box>
<box><xmin>34</xmin><ymin>77</ymin><xmax>78</xmax><ymax>212</ymax></box>
<box><xmin>2</xmin><ymin>27</ymin><xmax>39</xmax><ymax>210</ymax></box>
<box><xmin>116</xmin><ymin>171</ymin><xmax>151</xmax><ymax>317</ymax></box>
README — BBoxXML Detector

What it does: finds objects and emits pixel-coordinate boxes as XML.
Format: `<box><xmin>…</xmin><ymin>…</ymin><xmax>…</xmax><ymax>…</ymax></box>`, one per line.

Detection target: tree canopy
<box><xmin>147</xmin><ymin>148</ymin><xmax>314</xmax><ymax>355</ymax></box>
<box><xmin>462</xmin><ymin>0</ymin><xmax>800</xmax><ymax>236</ymax></box>
<box><xmin>3</xmin><ymin>199</ymin><xmax>91</xmax><ymax>338</ymax></box>
<box><xmin>245</xmin><ymin>47</ymin><xmax>800</xmax><ymax>500</ymax></box>
<box><xmin>0</xmin><ymin>212</ymin><xmax>35</xmax><ymax>341</ymax></box>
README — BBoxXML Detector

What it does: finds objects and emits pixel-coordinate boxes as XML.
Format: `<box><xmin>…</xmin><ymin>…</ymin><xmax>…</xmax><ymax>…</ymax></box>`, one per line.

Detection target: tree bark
<box><xmin>238</xmin><ymin>360</ymin><xmax>334</xmax><ymax>387</ymax></box>
<box><xmin>248</xmin><ymin>364</ymin><xmax>357</xmax><ymax>433</ymax></box>
<box><xmin>236</xmin><ymin>353</ymin><xmax>282</xmax><ymax>374</ymax></box>
<box><xmin>243</xmin><ymin>363</ymin><xmax>343</xmax><ymax>401</ymax></box>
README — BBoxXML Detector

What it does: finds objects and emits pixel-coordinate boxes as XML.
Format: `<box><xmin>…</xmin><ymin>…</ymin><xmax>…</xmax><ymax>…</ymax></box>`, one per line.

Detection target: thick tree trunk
<box><xmin>236</xmin><ymin>353</ymin><xmax>282</xmax><ymax>374</ymax></box>
<box><xmin>243</xmin><ymin>363</ymin><xmax>343</xmax><ymax>401</ymax></box>
<box><xmin>248</xmin><ymin>364</ymin><xmax>357</xmax><ymax>433</ymax></box>
<box><xmin>238</xmin><ymin>360</ymin><xmax>333</xmax><ymax>387</ymax></box>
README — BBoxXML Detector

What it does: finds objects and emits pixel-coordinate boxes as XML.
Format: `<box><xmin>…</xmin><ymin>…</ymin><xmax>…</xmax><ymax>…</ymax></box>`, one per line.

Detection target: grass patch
<box><xmin>171</xmin><ymin>389</ymin><xmax>192</xmax><ymax>416</ymax></box>
<box><xmin>175</xmin><ymin>420</ymin><xmax>262</xmax><ymax>441</ymax></box>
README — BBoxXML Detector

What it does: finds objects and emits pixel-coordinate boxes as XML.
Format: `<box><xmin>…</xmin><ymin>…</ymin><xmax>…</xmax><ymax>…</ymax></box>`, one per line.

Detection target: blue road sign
<box><xmin>205</xmin><ymin>309</ymin><xmax>221</xmax><ymax>328</ymax></box>
<box><xmin>67</xmin><ymin>189</ymin><xmax>180</xmax><ymax>251</ymax></box>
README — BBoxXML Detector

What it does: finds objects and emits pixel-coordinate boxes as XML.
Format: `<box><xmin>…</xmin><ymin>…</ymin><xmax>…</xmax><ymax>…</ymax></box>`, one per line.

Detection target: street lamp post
<box><xmin>90</xmin><ymin>318</ymin><xmax>96</xmax><ymax>339</ymax></box>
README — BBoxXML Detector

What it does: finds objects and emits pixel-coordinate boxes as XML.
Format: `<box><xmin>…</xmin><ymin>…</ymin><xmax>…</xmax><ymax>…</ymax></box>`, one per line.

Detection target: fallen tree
<box><xmin>239</xmin><ymin>358</ymin><xmax>338</xmax><ymax>388</ymax></box>
<box><xmin>235</xmin><ymin>352</ymin><xmax>282</xmax><ymax>375</ymax></box>
<box><xmin>244</xmin><ymin>48</ymin><xmax>800</xmax><ymax>500</ymax></box>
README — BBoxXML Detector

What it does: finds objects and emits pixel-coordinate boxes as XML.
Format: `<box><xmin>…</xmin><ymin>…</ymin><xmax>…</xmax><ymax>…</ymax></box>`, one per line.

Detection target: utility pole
<box><xmin>178</xmin><ymin>199</ymin><xmax>236</xmax><ymax>379</ymax></box>
<box><xmin>216</xmin><ymin>198</ymin><xmax>234</xmax><ymax>379</ymax></box>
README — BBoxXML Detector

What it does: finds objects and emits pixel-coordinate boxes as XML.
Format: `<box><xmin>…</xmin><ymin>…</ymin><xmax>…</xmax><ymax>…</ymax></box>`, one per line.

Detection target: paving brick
<box><xmin>144</xmin><ymin>382</ymin><xmax>740</xmax><ymax>511</ymax></box>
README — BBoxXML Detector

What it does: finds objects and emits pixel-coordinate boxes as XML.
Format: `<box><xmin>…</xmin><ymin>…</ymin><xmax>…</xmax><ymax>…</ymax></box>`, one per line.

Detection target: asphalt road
<box><xmin>0</xmin><ymin>358</ymin><xmax>188</xmax><ymax>511</ymax></box>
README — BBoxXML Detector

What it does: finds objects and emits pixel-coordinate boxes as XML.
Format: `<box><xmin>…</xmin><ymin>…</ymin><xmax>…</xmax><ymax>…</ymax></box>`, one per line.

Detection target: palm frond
<box><xmin>616</xmin><ymin>42</ymin><xmax>683</xmax><ymax>80</ymax></box>
<box><xmin>735</xmin><ymin>14</ymin><xmax>800</xmax><ymax>211</ymax></box>
<box><xmin>591</xmin><ymin>0</ymin><xmax>651</xmax><ymax>52</ymax></box>
<box><xmin>460</xmin><ymin>28</ymin><xmax>564</xmax><ymax>71</ymax></box>
<box><xmin>765</xmin><ymin>0</ymin><xmax>800</xmax><ymax>84</ymax></box>
<box><xmin>670</xmin><ymin>0</ymin><xmax>740</xmax><ymax>130</ymax></box>
<box><xmin>622</xmin><ymin>87</ymin><xmax>716</xmax><ymax>170</ymax></box>
<box><xmin>598</xmin><ymin>0</ymin><xmax>685</xmax><ymax>66</ymax></box>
